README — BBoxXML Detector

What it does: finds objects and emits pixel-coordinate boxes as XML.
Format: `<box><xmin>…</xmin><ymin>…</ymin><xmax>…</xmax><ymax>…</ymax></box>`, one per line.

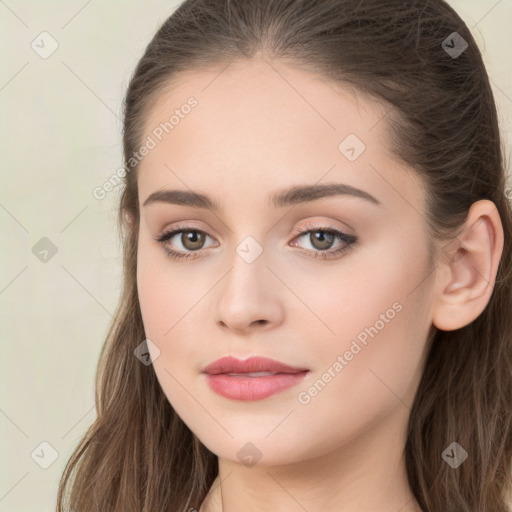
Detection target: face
<box><xmin>136</xmin><ymin>57</ymin><xmax>436</xmax><ymax>466</ymax></box>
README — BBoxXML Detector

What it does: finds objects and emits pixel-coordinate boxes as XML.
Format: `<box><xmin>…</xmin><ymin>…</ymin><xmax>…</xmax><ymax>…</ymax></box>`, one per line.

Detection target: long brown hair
<box><xmin>56</xmin><ymin>1</ymin><xmax>512</xmax><ymax>510</ymax></box>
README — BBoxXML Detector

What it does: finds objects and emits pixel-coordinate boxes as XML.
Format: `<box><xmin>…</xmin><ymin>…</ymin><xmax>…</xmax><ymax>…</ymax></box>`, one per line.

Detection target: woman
<box><xmin>57</xmin><ymin>0</ymin><xmax>512</xmax><ymax>511</ymax></box>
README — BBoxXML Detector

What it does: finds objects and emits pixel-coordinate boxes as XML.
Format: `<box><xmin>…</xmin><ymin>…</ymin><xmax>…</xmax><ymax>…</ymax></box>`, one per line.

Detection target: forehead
<box><xmin>137</xmin><ymin>57</ymin><xmax>423</xmax><ymax>214</ymax></box>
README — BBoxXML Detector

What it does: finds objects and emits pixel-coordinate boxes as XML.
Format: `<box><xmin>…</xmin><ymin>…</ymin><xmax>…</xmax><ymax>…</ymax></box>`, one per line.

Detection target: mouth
<box><xmin>224</xmin><ymin>371</ymin><xmax>283</xmax><ymax>377</ymax></box>
<box><xmin>202</xmin><ymin>356</ymin><xmax>309</xmax><ymax>401</ymax></box>
<box><xmin>201</xmin><ymin>355</ymin><xmax>309</xmax><ymax>375</ymax></box>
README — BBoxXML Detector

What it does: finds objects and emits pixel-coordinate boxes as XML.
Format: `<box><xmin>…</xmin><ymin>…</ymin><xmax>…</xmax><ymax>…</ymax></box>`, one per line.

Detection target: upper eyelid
<box><xmin>158</xmin><ymin>222</ymin><xmax>355</xmax><ymax>245</ymax></box>
<box><xmin>159</xmin><ymin>221</ymin><xmax>352</xmax><ymax>237</ymax></box>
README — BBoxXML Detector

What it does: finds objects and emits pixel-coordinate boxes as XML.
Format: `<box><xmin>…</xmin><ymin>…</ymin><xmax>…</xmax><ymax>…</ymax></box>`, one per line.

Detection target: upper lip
<box><xmin>202</xmin><ymin>356</ymin><xmax>308</xmax><ymax>375</ymax></box>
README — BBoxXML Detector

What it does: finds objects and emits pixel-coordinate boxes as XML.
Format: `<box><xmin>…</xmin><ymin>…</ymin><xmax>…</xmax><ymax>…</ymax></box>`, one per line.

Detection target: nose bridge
<box><xmin>214</xmin><ymin>234</ymin><xmax>282</xmax><ymax>330</ymax></box>
<box><xmin>221</xmin><ymin>234</ymin><xmax>268</xmax><ymax>304</ymax></box>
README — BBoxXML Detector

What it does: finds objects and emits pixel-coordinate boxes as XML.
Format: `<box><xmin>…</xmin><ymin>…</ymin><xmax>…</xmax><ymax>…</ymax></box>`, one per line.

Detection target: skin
<box><xmin>134</xmin><ymin>56</ymin><xmax>504</xmax><ymax>512</ymax></box>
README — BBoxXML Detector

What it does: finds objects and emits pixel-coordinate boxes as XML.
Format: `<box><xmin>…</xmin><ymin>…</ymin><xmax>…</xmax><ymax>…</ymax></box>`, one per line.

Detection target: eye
<box><xmin>290</xmin><ymin>222</ymin><xmax>358</xmax><ymax>260</ymax></box>
<box><xmin>154</xmin><ymin>222</ymin><xmax>358</xmax><ymax>261</ymax></box>
<box><xmin>154</xmin><ymin>223</ymin><xmax>218</xmax><ymax>260</ymax></box>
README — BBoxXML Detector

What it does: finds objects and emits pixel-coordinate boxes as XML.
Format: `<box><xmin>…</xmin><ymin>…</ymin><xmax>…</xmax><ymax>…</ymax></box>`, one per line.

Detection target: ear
<box><xmin>431</xmin><ymin>199</ymin><xmax>504</xmax><ymax>331</ymax></box>
<box><xmin>123</xmin><ymin>209</ymin><xmax>137</xmax><ymax>232</ymax></box>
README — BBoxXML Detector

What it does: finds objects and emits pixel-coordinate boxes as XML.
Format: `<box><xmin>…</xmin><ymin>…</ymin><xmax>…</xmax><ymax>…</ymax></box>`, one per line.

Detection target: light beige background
<box><xmin>0</xmin><ymin>1</ymin><xmax>510</xmax><ymax>511</ymax></box>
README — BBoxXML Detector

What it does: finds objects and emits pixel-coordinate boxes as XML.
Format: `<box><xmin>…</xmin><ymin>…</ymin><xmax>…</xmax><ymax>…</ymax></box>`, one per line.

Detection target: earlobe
<box><xmin>431</xmin><ymin>200</ymin><xmax>504</xmax><ymax>331</ymax></box>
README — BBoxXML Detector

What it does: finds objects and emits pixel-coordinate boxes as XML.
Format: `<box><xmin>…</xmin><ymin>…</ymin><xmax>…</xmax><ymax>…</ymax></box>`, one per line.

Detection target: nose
<box><xmin>214</xmin><ymin>248</ymin><xmax>285</xmax><ymax>334</ymax></box>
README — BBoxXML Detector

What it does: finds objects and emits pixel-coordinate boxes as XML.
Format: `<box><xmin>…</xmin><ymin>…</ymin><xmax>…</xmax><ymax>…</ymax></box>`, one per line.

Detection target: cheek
<box><xmin>136</xmin><ymin>252</ymin><xmax>206</xmax><ymax>410</ymax></box>
<box><xmin>288</xmin><ymin>225</ymin><xmax>431</xmax><ymax>357</ymax></box>
<box><xmin>137</xmin><ymin>240</ymin><xmax>201</xmax><ymax>338</ymax></box>
<box><xmin>295</xmin><ymin>290</ymin><xmax>430</xmax><ymax>460</ymax></box>
<box><xmin>298</xmin><ymin>231</ymin><xmax>433</xmax><ymax>416</ymax></box>
<box><xmin>136</xmin><ymin>246</ymin><xmax>193</xmax><ymax>377</ymax></box>
<box><xmin>136</xmin><ymin>240</ymin><xmax>223</xmax><ymax>387</ymax></box>
<box><xmin>137</xmin><ymin>247</ymin><xmax>171</xmax><ymax>338</ymax></box>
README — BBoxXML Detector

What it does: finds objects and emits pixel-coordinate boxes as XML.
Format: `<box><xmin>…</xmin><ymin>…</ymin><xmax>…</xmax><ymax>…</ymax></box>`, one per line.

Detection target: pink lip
<box><xmin>202</xmin><ymin>356</ymin><xmax>309</xmax><ymax>401</ymax></box>
<box><xmin>202</xmin><ymin>356</ymin><xmax>308</xmax><ymax>374</ymax></box>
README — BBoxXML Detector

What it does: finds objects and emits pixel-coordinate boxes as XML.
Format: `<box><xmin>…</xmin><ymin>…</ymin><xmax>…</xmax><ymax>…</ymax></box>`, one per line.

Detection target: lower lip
<box><xmin>204</xmin><ymin>372</ymin><xmax>309</xmax><ymax>401</ymax></box>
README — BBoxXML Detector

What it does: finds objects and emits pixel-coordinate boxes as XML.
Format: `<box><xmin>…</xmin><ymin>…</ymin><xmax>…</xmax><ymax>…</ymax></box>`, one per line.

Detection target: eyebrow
<box><xmin>142</xmin><ymin>182</ymin><xmax>382</xmax><ymax>210</ymax></box>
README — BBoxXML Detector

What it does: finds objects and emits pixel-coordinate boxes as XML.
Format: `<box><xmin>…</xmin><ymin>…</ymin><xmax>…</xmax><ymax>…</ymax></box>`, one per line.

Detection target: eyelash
<box><xmin>154</xmin><ymin>222</ymin><xmax>358</xmax><ymax>261</ymax></box>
